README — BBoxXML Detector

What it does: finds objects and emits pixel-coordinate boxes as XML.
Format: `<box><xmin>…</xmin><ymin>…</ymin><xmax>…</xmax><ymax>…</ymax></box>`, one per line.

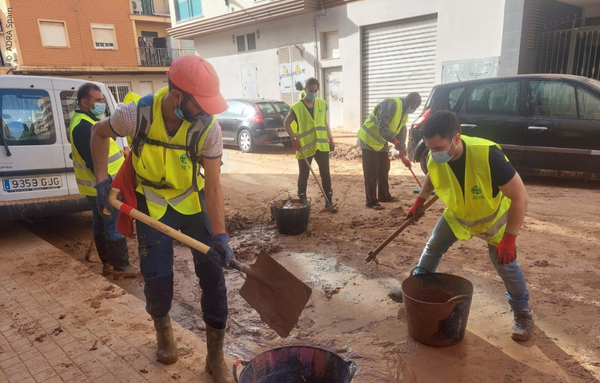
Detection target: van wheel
<box><xmin>419</xmin><ymin>149</ymin><xmax>430</xmax><ymax>174</ymax></box>
<box><xmin>238</xmin><ymin>129</ymin><xmax>254</xmax><ymax>153</ymax></box>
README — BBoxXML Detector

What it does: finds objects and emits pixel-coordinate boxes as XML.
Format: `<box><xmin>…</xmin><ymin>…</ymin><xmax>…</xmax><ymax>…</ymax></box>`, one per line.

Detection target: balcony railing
<box><xmin>132</xmin><ymin>0</ymin><xmax>170</xmax><ymax>16</ymax></box>
<box><xmin>138</xmin><ymin>47</ymin><xmax>195</xmax><ymax>67</ymax></box>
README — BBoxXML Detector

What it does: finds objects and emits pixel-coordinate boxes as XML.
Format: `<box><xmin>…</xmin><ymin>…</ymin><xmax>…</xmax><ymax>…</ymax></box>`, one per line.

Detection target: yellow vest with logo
<box><xmin>359</xmin><ymin>98</ymin><xmax>407</xmax><ymax>151</ymax></box>
<box><xmin>132</xmin><ymin>87</ymin><xmax>215</xmax><ymax>220</ymax></box>
<box><xmin>428</xmin><ymin>136</ymin><xmax>512</xmax><ymax>246</ymax></box>
<box><xmin>290</xmin><ymin>98</ymin><xmax>329</xmax><ymax>159</ymax></box>
<box><xmin>69</xmin><ymin>111</ymin><xmax>124</xmax><ymax>196</ymax></box>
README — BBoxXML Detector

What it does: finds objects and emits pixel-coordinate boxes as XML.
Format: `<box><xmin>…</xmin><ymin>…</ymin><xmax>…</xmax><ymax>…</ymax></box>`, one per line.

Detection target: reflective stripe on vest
<box><xmin>132</xmin><ymin>87</ymin><xmax>214</xmax><ymax>220</ymax></box>
<box><xmin>428</xmin><ymin>136</ymin><xmax>512</xmax><ymax>246</ymax></box>
<box><xmin>290</xmin><ymin>99</ymin><xmax>329</xmax><ymax>159</ymax></box>
<box><xmin>69</xmin><ymin>111</ymin><xmax>124</xmax><ymax>196</ymax></box>
<box><xmin>358</xmin><ymin>98</ymin><xmax>407</xmax><ymax>151</ymax></box>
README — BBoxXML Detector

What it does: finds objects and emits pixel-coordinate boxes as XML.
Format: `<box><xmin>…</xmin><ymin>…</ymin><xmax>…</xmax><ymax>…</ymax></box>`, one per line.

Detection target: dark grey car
<box><xmin>217</xmin><ymin>99</ymin><xmax>292</xmax><ymax>153</ymax></box>
<box><xmin>407</xmin><ymin>74</ymin><xmax>600</xmax><ymax>180</ymax></box>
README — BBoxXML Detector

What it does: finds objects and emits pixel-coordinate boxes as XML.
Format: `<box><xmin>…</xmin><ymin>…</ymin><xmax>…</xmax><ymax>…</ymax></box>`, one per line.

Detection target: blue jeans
<box><xmin>415</xmin><ymin>215</ymin><xmax>530</xmax><ymax>312</ymax></box>
<box><xmin>135</xmin><ymin>191</ymin><xmax>228</xmax><ymax>329</ymax></box>
<box><xmin>86</xmin><ymin>196</ymin><xmax>124</xmax><ymax>241</ymax></box>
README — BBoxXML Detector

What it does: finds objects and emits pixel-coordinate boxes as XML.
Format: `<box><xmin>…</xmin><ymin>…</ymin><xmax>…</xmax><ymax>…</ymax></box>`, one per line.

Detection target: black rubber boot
<box><xmin>298</xmin><ymin>193</ymin><xmax>307</xmax><ymax>203</ymax></box>
<box><xmin>152</xmin><ymin>315</ymin><xmax>179</xmax><ymax>365</ymax></box>
<box><xmin>107</xmin><ymin>238</ymin><xmax>140</xmax><ymax>279</ymax></box>
<box><xmin>93</xmin><ymin>234</ymin><xmax>113</xmax><ymax>276</ymax></box>
<box><xmin>325</xmin><ymin>191</ymin><xmax>338</xmax><ymax>213</ymax></box>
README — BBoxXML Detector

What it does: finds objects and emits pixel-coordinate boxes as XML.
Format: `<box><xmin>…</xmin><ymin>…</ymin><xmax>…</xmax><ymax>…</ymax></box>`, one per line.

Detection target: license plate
<box><xmin>277</xmin><ymin>131</ymin><xmax>289</xmax><ymax>137</ymax></box>
<box><xmin>3</xmin><ymin>176</ymin><xmax>63</xmax><ymax>192</ymax></box>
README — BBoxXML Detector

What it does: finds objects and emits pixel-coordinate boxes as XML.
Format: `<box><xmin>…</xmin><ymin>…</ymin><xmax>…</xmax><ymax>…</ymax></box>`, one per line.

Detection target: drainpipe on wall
<box><xmin>313</xmin><ymin>0</ymin><xmax>325</xmax><ymax>82</ymax></box>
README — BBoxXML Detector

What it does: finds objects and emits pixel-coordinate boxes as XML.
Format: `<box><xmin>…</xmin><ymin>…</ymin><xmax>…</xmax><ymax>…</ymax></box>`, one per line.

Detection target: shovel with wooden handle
<box><xmin>365</xmin><ymin>195</ymin><xmax>439</xmax><ymax>264</ymax></box>
<box><xmin>106</xmin><ymin>188</ymin><xmax>312</xmax><ymax>338</ymax></box>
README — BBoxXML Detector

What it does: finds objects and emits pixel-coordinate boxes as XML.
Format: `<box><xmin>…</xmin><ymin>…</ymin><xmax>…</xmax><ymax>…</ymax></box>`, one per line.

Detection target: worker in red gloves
<box><xmin>284</xmin><ymin>77</ymin><xmax>337</xmax><ymax>213</ymax></box>
<box><xmin>358</xmin><ymin>93</ymin><xmax>421</xmax><ymax>210</ymax></box>
<box><xmin>390</xmin><ymin>111</ymin><xmax>533</xmax><ymax>342</ymax></box>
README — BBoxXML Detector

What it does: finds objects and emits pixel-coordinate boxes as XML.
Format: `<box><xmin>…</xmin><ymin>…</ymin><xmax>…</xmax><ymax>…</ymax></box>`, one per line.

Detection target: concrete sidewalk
<box><xmin>0</xmin><ymin>223</ymin><xmax>213</xmax><ymax>383</ymax></box>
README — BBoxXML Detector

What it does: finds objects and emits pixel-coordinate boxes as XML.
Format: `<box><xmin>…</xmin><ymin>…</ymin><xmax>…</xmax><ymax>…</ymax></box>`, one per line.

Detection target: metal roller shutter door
<box><xmin>361</xmin><ymin>16</ymin><xmax>438</xmax><ymax>125</ymax></box>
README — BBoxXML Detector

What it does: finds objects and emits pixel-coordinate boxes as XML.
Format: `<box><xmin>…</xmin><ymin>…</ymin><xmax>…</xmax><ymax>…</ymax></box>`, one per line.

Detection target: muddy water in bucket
<box><xmin>402</xmin><ymin>267</ymin><xmax>473</xmax><ymax>347</ymax></box>
<box><xmin>270</xmin><ymin>199</ymin><xmax>311</xmax><ymax>235</ymax></box>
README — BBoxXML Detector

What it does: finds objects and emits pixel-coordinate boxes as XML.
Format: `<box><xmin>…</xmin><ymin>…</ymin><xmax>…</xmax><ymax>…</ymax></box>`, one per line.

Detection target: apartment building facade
<box><xmin>0</xmin><ymin>0</ymin><xmax>194</xmax><ymax>102</ymax></box>
<box><xmin>167</xmin><ymin>0</ymin><xmax>600</xmax><ymax>132</ymax></box>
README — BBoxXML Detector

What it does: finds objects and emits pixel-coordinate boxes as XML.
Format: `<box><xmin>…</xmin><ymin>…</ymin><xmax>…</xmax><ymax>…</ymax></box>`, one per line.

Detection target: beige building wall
<box><xmin>134</xmin><ymin>21</ymin><xmax>170</xmax><ymax>37</ymax></box>
<box><xmin>62</xmin><ymin>74</ymin><xmax>168</xmax><ymax>103</ymax></box>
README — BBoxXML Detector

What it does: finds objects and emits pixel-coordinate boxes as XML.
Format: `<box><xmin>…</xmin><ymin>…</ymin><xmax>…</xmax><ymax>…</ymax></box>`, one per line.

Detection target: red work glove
<box><xmin>292</xmin><ymin>138</ymin><xmax>300</xmax><ymax>150</ymax></box>
<box><xmin>406</xmin><ymin>197</ymin><xmax>426</xmax><ymax>221</ymax></box>
<box><xmin>496</xmin><ymin>233</ymin><xmax>517</xmax><ymax>265</ymax></box>
<box><xmin>329</xmin><ymin>138</ymin><xmax>335</xmax><ymax>151</ymax></box>
<box><xmin>393</xmin><ymin>139</ymin><xmax>404</xmax><ymax>152</ymax></box>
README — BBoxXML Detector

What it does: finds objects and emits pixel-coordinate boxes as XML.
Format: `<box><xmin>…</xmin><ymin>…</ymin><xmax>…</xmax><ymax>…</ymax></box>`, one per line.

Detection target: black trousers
<box><xmin>297</xmin><ymin>150</ymin><xmax>332</xmax><ymax>196</ymax></box>
<box><xmin>361</xmin><ymin>148</ymin><xmax>392</xmax><ymax>206</ymax></box>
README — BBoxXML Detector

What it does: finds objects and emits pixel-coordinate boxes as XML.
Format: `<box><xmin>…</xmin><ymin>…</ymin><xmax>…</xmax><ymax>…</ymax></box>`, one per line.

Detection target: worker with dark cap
<box><xmin>358</xmin><ymin>92</ymin><xmax>421</xmax><ymax>210</ymax></box>
<box><xmin>90</xmin><ymin>56</ymin><xmax>234</xmax><ymax>383</ymax></box>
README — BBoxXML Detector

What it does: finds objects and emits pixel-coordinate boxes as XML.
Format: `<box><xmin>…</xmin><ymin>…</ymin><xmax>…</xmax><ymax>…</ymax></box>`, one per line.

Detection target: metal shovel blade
<box><xmin>239</xmin><ymin>251</ymin><xmax>312</xmax><ymax>338</ymax></box>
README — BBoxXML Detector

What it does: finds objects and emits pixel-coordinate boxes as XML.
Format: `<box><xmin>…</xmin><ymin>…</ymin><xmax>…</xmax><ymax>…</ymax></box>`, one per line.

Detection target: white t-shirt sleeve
<box><xmin>109</xmin><ymin>102</ymin><xmax>137</xmax><ymax>138</ymax></box>
<box><xmin>201</xmin><ymin>119</ymin><xmax>223</xmax><ymax>159</ymax></box>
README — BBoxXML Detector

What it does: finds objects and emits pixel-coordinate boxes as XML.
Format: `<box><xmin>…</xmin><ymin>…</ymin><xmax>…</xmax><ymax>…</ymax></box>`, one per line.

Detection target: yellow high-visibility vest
<box><xmin>290</xmin><ymin>98</ymin><xmax>329</xmax><ymax>159</ymax></box>
<box><xmin>358</xmin><ymin>98</ymin><xmax>407</xmax><ymax>151</ymax></box>
<box><xmin>69</xmin><ymin>112</ymin><xmax>124</xmax><ymax>196</ymax></box>
<box><xmin>428</xmin><ymin>136</ymin><xmax>512</xmax><ymax>246</ymax></box>
<box><xmin>131</xmin><ymin>87</ymin><xmax>215</xmax><ymax>220</ymax></box>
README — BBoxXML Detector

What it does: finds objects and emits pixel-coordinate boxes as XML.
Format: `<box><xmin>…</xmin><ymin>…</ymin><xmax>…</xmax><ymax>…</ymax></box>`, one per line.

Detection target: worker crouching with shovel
<box><xmin>91</xmin><ymin>56</ymin><xmax>235</xmax><ymax>382</ymax></box>
<box><xmin>389</xmin><ymin>111</ymin><xmax>534</xmax><ymax>341</ymax></box>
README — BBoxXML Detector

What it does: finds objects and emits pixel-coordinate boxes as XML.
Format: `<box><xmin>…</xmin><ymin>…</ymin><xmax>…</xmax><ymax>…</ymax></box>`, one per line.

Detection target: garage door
<box><xmin>362</xmin><ymin>15</ymin><xmax>438</xmax><ymax>125</ymax></box>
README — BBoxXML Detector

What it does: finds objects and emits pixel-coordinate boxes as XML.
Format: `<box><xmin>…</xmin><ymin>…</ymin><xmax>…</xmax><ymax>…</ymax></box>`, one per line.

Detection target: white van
<box><xmin>0</xmin><ymin>75</ymin><xmax>127</xmax><ymax>221</ymax></box>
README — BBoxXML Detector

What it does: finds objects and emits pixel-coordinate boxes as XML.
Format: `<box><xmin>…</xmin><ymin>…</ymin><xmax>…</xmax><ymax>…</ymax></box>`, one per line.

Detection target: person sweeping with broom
<box><xmin>284</xmin><ymin>77</ymin><xmax>337</xmax><ymax>213</ymax></box>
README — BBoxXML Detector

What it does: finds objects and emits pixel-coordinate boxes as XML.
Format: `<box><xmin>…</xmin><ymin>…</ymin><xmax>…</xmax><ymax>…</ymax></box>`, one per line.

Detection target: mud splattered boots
<box><xmin>107</xmin><ymin>238</ymin><xmax>140</xmax><ymax>279</ymax></box>
<box><xmin>205</xmin><ymin>325</ymin><xmax>234</xmax><ymax>383</ymax></box>
<box><xmin>93</xmin><ymin>235</ymin><xmax>114</xmax><ymax>276</ymax></box>
<box><xmin>512</xmin><ymin>308</ymin><xmax>534</xmax><ymax>341</ymax></box>
<box><xmin>152</xmin><ymin>315</ymin><xmax>179</xmax><ymax>364</ymax></box>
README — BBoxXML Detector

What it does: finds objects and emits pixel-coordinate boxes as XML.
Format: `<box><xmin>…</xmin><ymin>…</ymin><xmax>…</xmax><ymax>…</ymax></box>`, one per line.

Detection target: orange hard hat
<box><xmin>167</xmin><ymin>55</ymin><xmax>227</xmax><ymax>115</ymax></box>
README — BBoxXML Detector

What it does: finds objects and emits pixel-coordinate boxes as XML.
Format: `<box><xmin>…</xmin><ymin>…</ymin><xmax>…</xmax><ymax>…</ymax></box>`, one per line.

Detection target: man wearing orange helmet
<box><xmin>90</xmin><ymin>55</ymin><xmax>234</xmax><ymax>382</ymax></box>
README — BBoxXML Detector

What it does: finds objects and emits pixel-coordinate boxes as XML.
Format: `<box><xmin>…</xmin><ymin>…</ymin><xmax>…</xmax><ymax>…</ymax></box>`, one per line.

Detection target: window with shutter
<box><xmin>322</xmin><ymin>30</ymin><xmax>339</xmax><ymax>59</ymax></box>
<box><xmin>39</xmin><ymin>21</ymin><xmax>69</xmax><ymax>48</ymax></box>
<box><xmin>237</xmin><ymin>35</ymin><xmax>246</xmax><ymax>52</ymax></box>
<box><xmin>247</xmin><ymin>33</ymin><xmax>256</xmax><ymax>51</ymax></box>
<box><xmin>92</xmin><ymin>25</ymin><xmax>116</xmax><ymax>49</ymax></box>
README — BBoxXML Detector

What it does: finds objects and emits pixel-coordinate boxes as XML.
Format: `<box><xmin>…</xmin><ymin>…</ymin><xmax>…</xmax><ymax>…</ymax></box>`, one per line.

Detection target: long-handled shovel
<box><xmin>106</xmin><ymin>188</ymin><xmax>312</xmax><ymax>338</ymax></box>
<box><xmin>297</xmin><ymin>148</ymin><xmax>337</xmax><ymax>213</ymax></box>
<box><xmin>397</xmin><ymin>148</ymin><xmax>423</xmax><ymax>189</ymax></box>
<box><xmin>365</xmin><ymin>195</ymin><xmax>439</xmax><ymax>264</ymax></box>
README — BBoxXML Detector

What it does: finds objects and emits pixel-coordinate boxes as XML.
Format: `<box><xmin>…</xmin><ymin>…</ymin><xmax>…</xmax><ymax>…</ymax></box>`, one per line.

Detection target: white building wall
<box><xmin>171</xmin><ymin>0</ymin><xmax>280</xmax><ymax>28</ymax></box>
<box><xmin>190</xmin><ymin>0</ymin><xmax>507</xmax><ymax>132</ymax></box>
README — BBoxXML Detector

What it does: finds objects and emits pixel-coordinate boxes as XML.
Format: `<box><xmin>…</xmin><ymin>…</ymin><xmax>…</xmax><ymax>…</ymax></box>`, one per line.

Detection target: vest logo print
<box><xmin>180</xmin><ymin>154</ymin><xmax>191</xmax><ymax>171</ymax></box>
<box><xmin>471</xmin><ymin>185</ymin><xmax>485</xmax><ymax>200</ymax></box>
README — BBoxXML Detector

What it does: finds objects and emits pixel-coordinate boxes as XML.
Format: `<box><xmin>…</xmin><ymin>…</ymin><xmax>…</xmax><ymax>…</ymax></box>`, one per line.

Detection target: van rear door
<box><xmin>0</xmin><ymin>77</ymin><xmax>70</xmax><ymax>203</ymax></box>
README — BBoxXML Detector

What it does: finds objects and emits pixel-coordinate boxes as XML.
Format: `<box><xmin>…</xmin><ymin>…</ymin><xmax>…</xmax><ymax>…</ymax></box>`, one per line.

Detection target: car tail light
<box><xmin>253</xmin><ymin>105</ymin><xmax>264</xmax><ymax>123</ymax></box>
<box><xmin>411</xmin><ymin>108</ymin><xmax>431</xmax><ymax>129</ymax></box>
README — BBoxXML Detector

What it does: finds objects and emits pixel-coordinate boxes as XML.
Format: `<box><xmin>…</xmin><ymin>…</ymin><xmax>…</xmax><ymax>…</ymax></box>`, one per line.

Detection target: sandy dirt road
<box><xmin>21</xmin><ymin>143</ymin><xmax>600</xmax><ymax>382</ymax></box>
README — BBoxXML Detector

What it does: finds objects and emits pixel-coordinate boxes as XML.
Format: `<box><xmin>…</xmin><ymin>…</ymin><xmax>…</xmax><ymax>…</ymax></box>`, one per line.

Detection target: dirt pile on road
<box><xmin>331</xmin><ymin>143</ymin><xmax>362</xmax><ymax>161</ymax></box>
<box><xmin>226</xmin><ymin>212</ymin><xmax>254</xmax><ymax>234</ymax></box>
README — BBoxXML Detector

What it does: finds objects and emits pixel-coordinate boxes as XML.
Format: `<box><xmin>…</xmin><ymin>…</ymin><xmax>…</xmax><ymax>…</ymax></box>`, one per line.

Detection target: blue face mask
<box><xmin>90</xmin><ymin>103</ymin><xmax>106</xmax><ymax>116</ymax></box>
<box><xmin>406</xmin><ymin>107</ymin><xmax>415</xmax><ymax>114</ymax></box>
<box><xmin>431</xmin><ymin>141</ymin><xmax>457</xmax><ymax>163</ymax></box>
<box><xmin>174</xmin><ymin>97</ymin><xmax>186</xmax><ymax>121</ymax></box>
<box><xmin>305</xmin><ymin>92</ymin><xmax>317</xmax><ymax>101</ymax></box>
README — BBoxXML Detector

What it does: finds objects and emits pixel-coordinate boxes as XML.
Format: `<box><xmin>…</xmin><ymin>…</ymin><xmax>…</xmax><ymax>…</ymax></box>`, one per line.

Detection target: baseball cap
<box><xmin>167</xmin><ymin>55</ymin><xmax>227</xmax><ymax>115</ymax></box>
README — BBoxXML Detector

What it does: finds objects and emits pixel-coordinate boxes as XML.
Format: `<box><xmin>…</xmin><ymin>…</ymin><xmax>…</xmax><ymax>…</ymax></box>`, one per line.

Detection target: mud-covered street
<box><xmin>21</xmin><ymin>142</ymin><xmax>600</xmax><ymax>382</ymax></box>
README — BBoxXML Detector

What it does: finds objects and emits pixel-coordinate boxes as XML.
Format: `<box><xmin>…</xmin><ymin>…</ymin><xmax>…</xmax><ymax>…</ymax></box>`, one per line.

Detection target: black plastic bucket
<box><xmin>402</xmin><ymin>267</ymin><xmax>473</xmax><ymax>347</ymax></box>
<box><xmin>233</xmin><ymin>346</ymin><xmax>357</xmax><ymax>383</ymax></box>
<box><xmin>270</xmin><ymin>199</ymin><xmax>311</xmax><ymax>236</ymax></box>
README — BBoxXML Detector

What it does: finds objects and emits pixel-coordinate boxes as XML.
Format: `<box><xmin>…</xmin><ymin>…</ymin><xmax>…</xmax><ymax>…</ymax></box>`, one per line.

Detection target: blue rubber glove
<box><xmin>209</xmin><ymin>233</ymin><xmax>233</xmax><ymax>268</ymax></box>
<box><xmin>94</xmin><ymin>176</ymin><xmax>113</xmax><ymax>220</ymax></box>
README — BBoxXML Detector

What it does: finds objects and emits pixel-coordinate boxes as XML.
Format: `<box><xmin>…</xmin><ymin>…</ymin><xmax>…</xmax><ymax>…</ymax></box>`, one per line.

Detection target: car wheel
<box><xmin>419</xmin><ymin>149</ymin><xmax>430</xmax><ymax>174</ymax></box>
<box><xmin>238</xmin><ymin>129</ymin><xmax>254</xmax><ymax>153</ymax></box>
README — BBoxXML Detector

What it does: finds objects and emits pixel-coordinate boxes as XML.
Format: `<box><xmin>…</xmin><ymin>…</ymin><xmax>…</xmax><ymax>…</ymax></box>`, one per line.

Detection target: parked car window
<box><xmin>529</xmin><ymin>81</ymin><xmax>577</xmax><ymax>119</ymax></box>
<box><xmin>0</xmin><ymin>89</ymin><xmax>56</xmax><ymax>146</ymax></box>
<box><xmin>448</xmin><ymin>87</ymin><xmax>465</xmax><ymax>110</ymax></box>
<box><xmin>226</xmin><ymin>101</ymin><xmax>246</xmax><ymax>117</ymax></box>
<box><xmin>60</xmin><ymin>91</ymin><xmax>110</xmax><ymax>143</ymax></box>
<box><xmin>577</xmin><ymin>87</ymin><xmax>600</xmax><ymax>120</ymax></box>
<box><xmin>466</xmin><ymin>81</ymin><xmax>518</xmax><ymax>116</ymax></box>
<box><xmin>257</xmin><ymin>102</ymin><xmax>276</xmax><ymax>114</ymax></box>
<box><xmin>273</xmin><ymin>102</ymin><xmax>290</xmax><ymax>115</ymax></box>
